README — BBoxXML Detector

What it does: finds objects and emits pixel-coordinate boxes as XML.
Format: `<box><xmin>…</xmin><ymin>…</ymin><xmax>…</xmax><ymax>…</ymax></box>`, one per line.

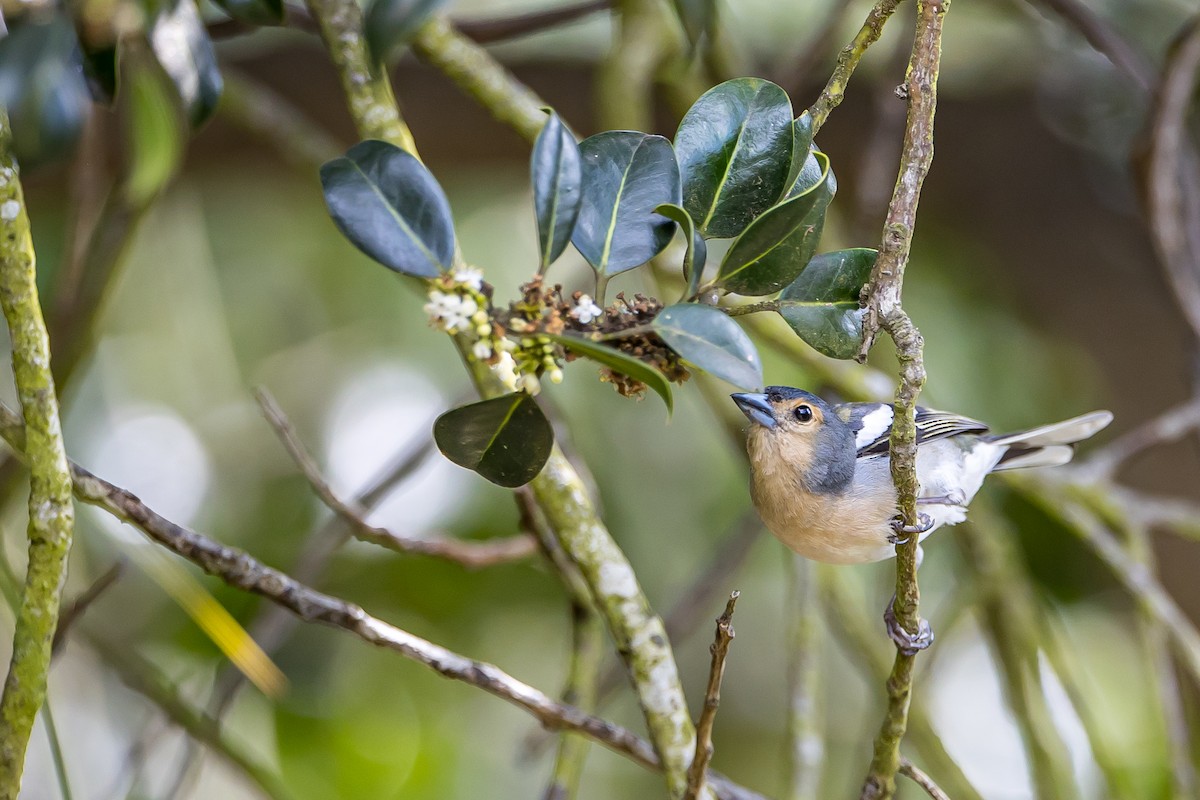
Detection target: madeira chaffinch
<box><xmin>732</xmin><ymin>386</ymin><xmax>1112</xmax><ymax>651</ymax></box>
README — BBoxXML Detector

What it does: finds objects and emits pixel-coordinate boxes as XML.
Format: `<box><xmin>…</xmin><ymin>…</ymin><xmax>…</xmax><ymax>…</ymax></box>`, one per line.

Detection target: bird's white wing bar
<box><xmin>855</xmin><ymin>405</ymin><xmax>893</xmax><ymax>451</ymax></box>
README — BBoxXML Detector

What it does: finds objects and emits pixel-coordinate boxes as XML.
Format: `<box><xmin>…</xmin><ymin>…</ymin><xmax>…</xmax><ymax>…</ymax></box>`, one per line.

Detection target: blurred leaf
<box><xmin>675</xmin><ymin>77</ymin><xmax>793</xmax><ymax>239</ymax></box>
<box><xmin>652</xmin><ymin>303</ymin><xmax>762</xmax><ymax>389</ymax></box>
<box><xmin>532</xmin><ymin>111</ymin><xmax>582</xmax><ymax>270</ymax></box>
<box><xmin>149</xmin><ymin>0</ymin><xmax>223</xmax><ymax>125</ymax></box>
<box><xmin>654</xmin><ymin>202</ymin><xmax>708</xmax><ymax>298</ymax></box>
<box><xmin>320</xmin><ymin>140</ymin><xmax>455</xmax><ymax>278</ymax></box>
<box><xmin>434</xmin><ymin>394</ymin><xmax>554</xmax><ymax>488</ymax></box>
<box><xmin>783</xmin><ymin>113</ymin><xmax>814</xmax><ymax>195</ymax></box>
<box><xmin>213</xmin><ymin>0</ymin><xmax>285</xmax><ymax>26</ymax></box>
<box><xmin>715</xmin><ymin>151</ymin><xmax>833</xmax><ymax>296</ymax></box>
<box><xmin>0</xmin><ymin>18</ymin><xmax>91</xmax><ymax>166</ymax></box>
<box><xmin>121</xmin><ymin>44</ymin><xmax>187</xmax><ymax>205</ymax></box>
<box><xmin>365</xmin><ymin>0</ymin><xmax>447</xmax><ymax>65</ymax></box>
<box><xmin>670</xmin><ymin>0</ymin><xmax>716</xmax><ymax>51</ymax></box>
<box><xmin>573</xmin><ymin>131</ymin><xmax>680</xmax><ymax>276</ymax></box>
<box><xmin>778</xmin><ymin>248</ymin><xmax>877</xmax><ymax>359</ymax></box>
<box><xmin>544</xmin><ymin>332</ymin><xmax>673</xmax><ymax>413</ymax></box>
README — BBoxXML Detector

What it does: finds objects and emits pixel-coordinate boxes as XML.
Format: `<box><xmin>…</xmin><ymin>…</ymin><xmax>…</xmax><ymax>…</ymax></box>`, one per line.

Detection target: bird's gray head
<box><xmin>731</xmin><ymin>386</ymin><xmax>856</xmax><ymax>493</ymax></box>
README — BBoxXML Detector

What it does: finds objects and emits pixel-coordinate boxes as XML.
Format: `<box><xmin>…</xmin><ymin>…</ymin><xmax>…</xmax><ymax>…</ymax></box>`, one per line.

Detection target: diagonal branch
<box><xmin>684</xmin><ymin>592</ymin><xmax>740</xmax><ymax>800</ymax></box>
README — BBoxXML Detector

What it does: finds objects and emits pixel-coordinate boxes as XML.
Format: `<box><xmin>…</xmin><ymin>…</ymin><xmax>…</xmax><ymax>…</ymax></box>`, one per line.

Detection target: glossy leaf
<box><xmin>366</xmin><ymin>0</ymin><xmax>447</xmax><ymax>65</ymax></box>
<box><xmin>320</xmin><ymin>140</ymin><xmax>456</xmax><ymax>278</ymax></box>
<box><xmin>675</xmin><ymin>78</ymin><xmax>793</xmax><ymax>239</ymax></box>
<box><xmin>652</xmin><ymin>303</ymin><xmax>762</xmax><ymax>390</ymax></box>
<box><xmin>121</xmin><ymin>44</ymin><xmax>187</xmax><ymax>205</ymax></box>
<box><xmin>785</xmin><ymin>144</ymin><xmax>833</xmax><ymax>199</ymax></box>
<box><xmin>544</xmin><ymin>333</ymin><xmax>673</xmax><ymax>413</ymax></box>
<box><xmin>783</xmin><ymin>113</ymin><xmax>814</xmax><ymax>197</ymax></box>
<box><xmin>715</xmin><ymin>151</ymin><xmax>834</xmax><ymax>296</ymax></box>
<box><xmin>670</xmin><ymin>0</ymin><xmax>716</xmax><ymax>50</ymax></box>
<box><xmin>778</xmin><ymin>248</ymin><xmax>877</xmax><ymax>359</ymax></box>
<box><xmin>0</xmin><ymin>18</ymin><xmax>91</xmax><ymax>165</ymax></box>
<box><xmin>532</xmin><ymin>111</ymin><xmax>582</xmax><ymax>270</ymax></box>
<box><xmin>654</xmin><ymin>203</ymin><xmax>708</xmax><ymax>299</ymax></box>
<box><xmin>433</xmin><ymin>394</ymin><xmax>554</xmax><ymax>488</ymax></box>
<box><xmin>149</xmin><ymin>0</ymin><xmax>224</xmax><ymax>126</ymax></box>
<box><xmin>573</xmin><ymin>132</ymin><xmax>680</xmax><ymax>276</ymax></box>
<box><xmin>213</xmin><ymin>0</ymin><xmax>285</xmax><ymax>26</ymax></box>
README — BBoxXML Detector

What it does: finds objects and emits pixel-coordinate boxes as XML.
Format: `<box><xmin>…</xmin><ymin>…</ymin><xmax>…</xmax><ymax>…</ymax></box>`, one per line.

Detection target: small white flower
<box><xmin>547</xmin><ymin>367</ymin><xmax>564</xmax><ymax>385</ymax></box>
<box><xmin>515</xmin><ymin>372</ymin><xmax>541</xmax><ymax>395</ymax></box>
<box><xmin>452</xmin><ymin>267</ymin><xmax>484</xmax><ymax>291</ymax></box>
<box><xmin>570</xmin><ymin>295</ymin><xmax>604</xmax><ymax>325</ymax></box>
<box><xmin>494</xmin><ymin>351</ymin><xmax>518</xmax><ymax>389</ymax></box>
<box><xmin>472</xmin><ymin>340</ymin><xmax>493</xmax><ymax>360</ymax></box>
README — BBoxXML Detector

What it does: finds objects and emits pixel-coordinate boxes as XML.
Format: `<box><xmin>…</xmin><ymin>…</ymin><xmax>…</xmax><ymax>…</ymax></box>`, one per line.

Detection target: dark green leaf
<box><xmin>670</xmin><ymin>0</ymin><xmax>716</xmax><ymax>50</ymax></box>
<box><xmin>320</xmin><ymin>140</ymin><xmax>456</xmax><ymax>278</ymax></box>
<box><xmin>121</xmin><ymin>44</ymin><xmax>187</xmax><ymax>205</ymax></box>
<box><xmin>544</xmin><ymin>333</ymin><xmax>673</xmax><ymax>413</ymax></box>
<box><xmin>783</xmin><ymin>113</ymin><xmax>814</xmax><ymax>197</ymax></box>
<box><xmin>366</xmin><ymin>0</ymin><xmax>447</xmax><ymax>66</ymax></box>
<box><xmin>785</xmin><ymin>145</ymin><xmax>834</xmax><ymax>199</ymax></box>
<box><xmin>652</xmin><ymin>303</ymin><xmax>762</xmax><ymax>390</ymax></box>
<box><xmin>715</xmin><ymin>151</ymin><xmax>834</xmax><ymax>296</ymax></box>
<box><xmin>433</xmin><ymin>393</ymin><xmax>554</xmax><ymax>488</ymax></box>
<box><xmin>532</xmin><ymin>111</ymin><xmax>582</xmax><ymax>270</ymax></box>
<box><xmin>213</xmin><ymin>0</ymin><xmax>285</xmax><ymax>26</ymax></box>
<box><xmin>573</xmin><ymin>131</ymin><xmax>680</xmax><ymax>276</ymax></box>
<box><xmin>150</xmin><ymin>0</ymin><xmax>223</xmax><ymax>126</ymax></box>
<box><xmin>0</xmin><ymin>18</ymin><xmax>91</xmax><ymax>166</ymax></box>
<box><xmin>675</xmin><ymin>78</ymin><xmax>793</xmax><ymax>239</ymax></box>
<box><xmin>778</xmin><ymin>248</ymin><xmax>877</xmax><ymax>359</ymax></box>
<box><xmin>654</xmin><ymin>203</ymin><xmax>708</xmax><ymax>299</ymax></box>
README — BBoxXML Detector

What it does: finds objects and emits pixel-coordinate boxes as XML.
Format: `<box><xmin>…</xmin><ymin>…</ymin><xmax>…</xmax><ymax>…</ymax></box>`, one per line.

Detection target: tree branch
<box><xmin>0</xmin><ymin>109</ymin><xmax>77</xmax><ymax>798</ymax></box>
<box><xmin>857</xmin><ymin>2</ymin><xmax>946</xmax><ymax>798</ymax></box>
<box><xmin>898</xmin><ymin>759</ymin><xmax>951</xmax><ymax>800</ymax></box>
<box><xmin>807</xmin><ymin>0</ymin><xmax>906</xmax><ymax>134</ymax></box>
<box><xmin>455</xmin><ymin>1</ymin><xmax>610</xmax><ymax>44</ymax></box>
<box><xmin>684</xmin><ymin>592</ymin><xmax>739</xmax><ymax>800</ymax></box>
<box><xmin>785</xmin><ymin>554</ymin><xmax>823</xmax><ymax>800</ymax></box>
<box><xmin>255</xmin><ymin>388</ymin><xmax>537</xmax><ymax>568</ymax></box>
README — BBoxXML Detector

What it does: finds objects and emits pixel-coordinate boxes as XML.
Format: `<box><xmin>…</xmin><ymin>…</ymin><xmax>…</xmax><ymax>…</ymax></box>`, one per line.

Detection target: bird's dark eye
<box><xmin>794</xmin><ymin>405</ymin><xmax>813</xmax><ymax>423</ymax></box>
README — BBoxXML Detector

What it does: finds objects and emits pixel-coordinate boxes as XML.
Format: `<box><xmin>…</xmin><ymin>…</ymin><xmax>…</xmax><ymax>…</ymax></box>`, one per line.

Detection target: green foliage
<box><xmin>778</xmin><ymin>248</ymin><xmax>878</xmax><ymax>359</ymax></box>
<box><xmin>785</xmin><ymin>113</ymin><xmax>815</xmax><ymax>193</ymax></box>
<box><xmin>715</xmin><ymin>151</ymin><xmax>833</xmax><ymax>295</ymax></box>
<box><xmin>433</xmin><ymin>394</ymin><xmax>554</xmax><ymax>487</ymax></box>
<box><xmin>654</xmin><ymin>203</ymin><xmax>708</xmax><ymax>298</ymax></box>
<box><xmin>531</xmin><ymin>111</ymin><xmax>583</xmax><ymax>271</ymax></box>
<box><xmin>675</xmin><ymin>78</ymin><xmax>794</xmax><ymax>239</ymax></box>
<box><xmin>213</xmin><ymin>0</ymin><xmax>286</xmax><ymax>26</ymax></box>
<box><xmin>572</xmin><ymin>131</ymin><xmax>680</xmax><ymax>276</ymax></box>
<box><xmin>544</xmin><ymin>333</ymin><xmax>673</xmax><ymax>413</ymax></box>
<box><xmin>365</xmin><ymin>0</ymin><xmax>448</xmax><ymax>66</ymax></box>
<box><xmin>652</xmin><ymin>303</ymin><xmax>763</xmax><ymax>389</ymax></box>
<box><xmin>121</xmin><ymin>44</ymin><xmax>187</xmax><ymax>205</ymax></box>
<box><xmin>320</xmin><ymin>141</ymin><xmax>456</xmax><ymax>278</ymax></box>
<box><xmin>669</xmin><ymin>0</ymin><xmax>717</xmax><ymax>52</ymax></box>
<box><xmin>0</xmin><ymin>18</ymin><xmax>91</xmax><ymax>166</ymax></box>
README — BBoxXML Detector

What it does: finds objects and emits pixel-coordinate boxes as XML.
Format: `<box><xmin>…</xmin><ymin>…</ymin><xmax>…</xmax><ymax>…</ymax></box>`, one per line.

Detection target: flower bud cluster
<box><xmin>423</xmin><ymin>267</ymin><xmax>510</xmax><ymax>363</ymax></box>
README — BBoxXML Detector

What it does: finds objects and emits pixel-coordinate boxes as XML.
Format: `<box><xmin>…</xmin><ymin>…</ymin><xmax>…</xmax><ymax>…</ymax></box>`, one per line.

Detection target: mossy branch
<box><xmin>807</xmin><ymin>0</ymin><xmax>906</xmax><ymax>134</ymax></box>
<box><xmin>857</xmin><ymin>2</ymin><xmax>947</xmax><ymax>798</ymax></box>
<box><xmin>0</xmin><ymin>109</ymin><xmax>76</xmax><ymax>797</ymax></box>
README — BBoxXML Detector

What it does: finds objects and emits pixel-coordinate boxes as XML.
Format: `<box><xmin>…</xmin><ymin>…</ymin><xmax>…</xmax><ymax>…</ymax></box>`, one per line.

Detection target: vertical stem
<box><xmin>0</xmin><ymin>109</ymin><xmax>77</xmax><ymax>797</ymax></box>
<box><xmin>785</xmin><ymin>554</ymin><xmax>822</xmax><ymax>800</ymax></box>
<box><xmin>858</xmin><ymin>2</ymin><xmax>947</xmax><ymax>798</ymax></box>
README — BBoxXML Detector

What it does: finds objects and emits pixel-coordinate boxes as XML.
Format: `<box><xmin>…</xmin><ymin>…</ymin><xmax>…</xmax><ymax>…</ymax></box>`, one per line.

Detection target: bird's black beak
<box><xmin>731</xmin><ymin>392</ymin><xmax>776</xmax><ymax>429</ymax></box>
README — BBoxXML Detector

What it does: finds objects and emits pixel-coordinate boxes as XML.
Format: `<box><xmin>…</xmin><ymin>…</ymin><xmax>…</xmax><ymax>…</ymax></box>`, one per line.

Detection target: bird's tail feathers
<box><xmin>985</xmin><ymin>411</ymin><xmax>1113</xmax><ymax>448</ymax></box>
<box><xmin>986</xmin><ymin>410</ymin><xmax>1113</xmax><ymax>473</ymax></box>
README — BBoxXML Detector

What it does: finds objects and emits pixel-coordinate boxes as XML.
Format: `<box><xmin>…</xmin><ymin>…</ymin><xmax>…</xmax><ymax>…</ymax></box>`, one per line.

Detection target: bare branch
<box><xmin>899</xmin><ymin>759</ymin><xmax>951</xmax><ymax>800</ymax></box>
<box><xmin>51</xmin><ymin>561</ymin><xmax>124</xmax><ymax>657</ymax></box>
<box><xmin>1076</xmin><ymin>396</ymin><xmax>1200</xmax><ymax>480</ymax></box>
<box><xmin>807</xmin><ymin>0</ymin><xmax>906</xmax><ymax>133</ymax></box>
<box><xmin>785</xmin><ymin>555</ymin><xmax>823</xmax><ymax>800</ymax></box>
<box><xmin>456</xmin><ymin>0</ymin><xmax>610</xmax><ymax>44</ymax></box>
<box><xmin>1025</xmin><ymin>0</ymin><xmax>1153</xmax><ymax>91</ymax></box>
<box><xmin>255</xmin><ymin>388</ymin><xmax>537</xmax><ymax>569</ymax></box>
<box><xmin>684</xmin><ymin>592</ymin><xmax>740</xmax><ymax>800</ymax></box>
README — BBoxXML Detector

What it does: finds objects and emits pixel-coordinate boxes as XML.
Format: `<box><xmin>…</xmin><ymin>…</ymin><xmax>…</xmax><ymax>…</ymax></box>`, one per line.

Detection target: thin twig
<box><xmin>1024</xmin><ymin>0</ymin><xmax>1153</xmax><ymax>91</ymax></box>
<box><xmin>0</xmin><ymin>400</ymin><xmax>764</xmax><ymax>800</ymax></box>
<box><xmin>773</xmin><ymin>0</ymin><xmax>859</xmax><ymax>97</ymax></box>
<box><xmin>255</xmin><ymin>388</ymin><xmax>538</xmax><ymax>568</ymax></box>
<box><xmin>1076</xmin><ymin>396</ymin><xmax>1200</xmax><ymax>480</ymax></box>
<box><xmin>456</xmin><ymin>0</ymin><xmax>610</xmax><ymax>44</ymax></box>
<box><xmin>857</xmin><ymin>2</ymin><xmax>947</xmax><ymax>798</ymax></box>
<box><xmin>899</xmin><ymin>759</ymin><xmax>951</xmax><ymax>800</ymax></box>
<box><xmin>51</xmin><ymin>561</ymin><xmax>124</xmax><ymax>657</ymax></box>
<box><xmin>807</xmin><ymin>0</ymin><xmax>906</xmax><ymax>134</ymax></box>
<box><xmin>0</xmin><ymin>108</ymin><xmax>77</xmax><ymax>796</ymax></box>
<box><xmin>684</xmin><ymin>592</ymin><xmax>740</xmax><ymax>800</ymax></box>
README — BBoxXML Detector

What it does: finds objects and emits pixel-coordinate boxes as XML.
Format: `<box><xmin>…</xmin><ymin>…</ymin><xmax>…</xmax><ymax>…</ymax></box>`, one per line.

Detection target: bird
<box><xmin>731</xmin><ymin>386</ymin><xmax>1112</xmax><ymax>652</ymax></box>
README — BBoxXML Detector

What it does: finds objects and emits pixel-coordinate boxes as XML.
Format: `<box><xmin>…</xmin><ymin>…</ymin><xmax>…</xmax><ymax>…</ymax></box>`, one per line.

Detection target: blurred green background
<box><xmin>5</xmin><ymin>0</ymin><xmax>1200</xmax><ymax>798</ymax></box>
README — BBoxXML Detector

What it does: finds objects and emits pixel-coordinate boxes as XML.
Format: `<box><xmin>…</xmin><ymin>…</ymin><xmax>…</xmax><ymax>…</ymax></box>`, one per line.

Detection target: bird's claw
<box><xmin>887</xmin><ymin>512</ymin><xmax>933</xmax><ymax>544</ymax></box>
<box><xmin>884</xmin><ymin>595</ymin><xmax>934</xmax><ymax>656</ymax></box>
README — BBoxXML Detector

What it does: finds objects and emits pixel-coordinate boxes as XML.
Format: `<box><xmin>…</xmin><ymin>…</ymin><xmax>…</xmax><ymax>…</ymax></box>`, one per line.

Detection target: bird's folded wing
<box><xmin>847</xmin><ymin>404</ymin><xmax>990</xmax><ymax>458</ymax></box>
